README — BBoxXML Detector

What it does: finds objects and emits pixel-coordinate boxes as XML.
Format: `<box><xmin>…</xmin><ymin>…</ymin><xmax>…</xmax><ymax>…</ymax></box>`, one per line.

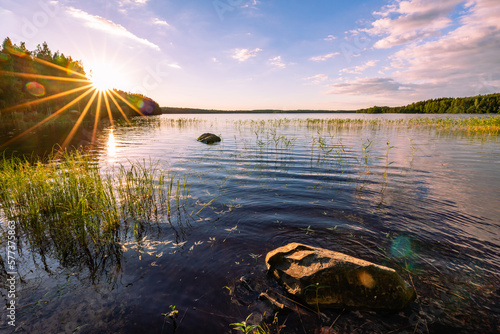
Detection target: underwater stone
<box><xmin>265</xmin><ymin>242</ymin><xmax>416</xmax><ymax>312</ymax></box>
<box><xmin>197</xmin><ymin>133</ymin><xmax>221</xmax><ymax>144</ymax></box>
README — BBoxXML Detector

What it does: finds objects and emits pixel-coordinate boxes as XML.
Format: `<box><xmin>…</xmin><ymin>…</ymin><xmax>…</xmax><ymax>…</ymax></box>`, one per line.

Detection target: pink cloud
<box><xmin>309</xmin><ymin>52</ymin><xmax>340</xmax><ymax>62</ymax></box>
<box><xmin>389</xmin><ymin>0</ymin><xmax>500</xmax><ymax>96</ymax></box>
<box><xmin>340</xmin><ymin>60</ymin><xmax>379</xmax><ymax>74</ymax></box>
<box><xmin>232</xmin><ymin>48</ymin><xmax>262</xmax><ymax>62</ymax></box>
<box><xmin>364</xmin><ymin>0</ymin><xmax>463</xmax><ymax>49</ymax></box>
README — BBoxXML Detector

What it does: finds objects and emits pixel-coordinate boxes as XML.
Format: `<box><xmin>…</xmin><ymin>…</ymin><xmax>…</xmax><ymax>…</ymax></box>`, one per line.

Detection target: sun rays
<box><xmin>0</xmin><ymin>52</ymin><xmax>146</xmax><ymax>154</ymax></box>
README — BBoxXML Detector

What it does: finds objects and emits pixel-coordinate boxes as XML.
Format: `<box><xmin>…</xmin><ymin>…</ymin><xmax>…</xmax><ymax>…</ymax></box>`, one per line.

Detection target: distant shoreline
<box><xmin>161</xmin><ymin>107</ymin><xmax>356</xmax><ymax>114</ymax></box>
<box><xmin>162</xmin><ymin>93</ymin><xmax>500</xmax><ymax>114</ymax></box>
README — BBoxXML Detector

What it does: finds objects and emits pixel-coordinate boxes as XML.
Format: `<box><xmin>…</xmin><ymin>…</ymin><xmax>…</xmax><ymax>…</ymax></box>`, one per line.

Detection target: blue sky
<box><xmin>1</xmin><ymin>0</ymin><xmax>499</xmax><ymax>109</ymax></box>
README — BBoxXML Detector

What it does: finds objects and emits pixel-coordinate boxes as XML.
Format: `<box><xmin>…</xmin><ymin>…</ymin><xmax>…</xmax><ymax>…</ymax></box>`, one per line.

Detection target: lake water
<box><xmin>1</xmin><ymin>113</ymin><xmax>499</xmax><ymax>333</ymax></box>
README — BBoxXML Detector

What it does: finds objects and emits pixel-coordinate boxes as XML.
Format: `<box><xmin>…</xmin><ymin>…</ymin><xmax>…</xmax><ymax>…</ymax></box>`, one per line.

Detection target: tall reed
<box><xmin>0</xmin><ymin>150</ymin><xmax>191</xmax><ymax>275</ymax></box>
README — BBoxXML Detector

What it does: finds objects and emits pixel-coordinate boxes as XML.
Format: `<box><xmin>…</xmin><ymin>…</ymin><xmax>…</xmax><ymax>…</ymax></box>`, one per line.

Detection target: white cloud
<box><xmin>324</xmin><ymin>35</ymin><xmax>336</xmax><ymax>41</ymax></box>
<box><xmin>168</xmin><ymin>63</ymin><xmax>182</xmax><ymax>69</ymax></box>
<box><xmin>344</xmin><ymin>29</ymin><xmax>360</xmax><ymax>38</ymax></box>
<box><xmin>363</xmin><ymin>0</ymin><xmax>463</xmax><ymax>49</ymax></box>
<box><xmin>0</xmin><ymin>8</ymin><xmax>13</xmax><ymax>15</ymax></box>
<box><xmin>328</xmin><ymin>77</ymin><xmax>417</xmax><ymax>95</ymax></box>
<box><xmin>333</xmin><ymin>0</ymin><xmax>500</xmax><ymax>101</ymax></box>
<box><xmin>117</xmin><ymin>0</ymin><xmax>150</xmax><ymax>6</ymax></box>
<box><xmin>325</xmin><ymin>0</ymin><xmax>500</xmax><ymax>102</ymax></box>
<box><xmin>388</xmin><ymin>0</ymin><xmax>500</xmax><ymax>96</ymax></box>
<box><xmin>66</xmin><ymin>7</ymin><xmax>160</xmax><ymax>51</ymax></box>
<box><xmin>309</xmin><ymin>52</ymin><xmax>340</xmax><ymax>62</ymax></box>
<box><xmin>340</xmin><ymin>60</ymin><xmax>379</xmax><ymax>74</ymax></box>
<box><xmin>267</xmin><ymin>56</ymin><xmax>286</xmax><ymax>69</ymax></box>
<box><xmin>305</xmin><ymin>74</ymin><xmax>329</xmax><ymax>85</ymax></box>
<box><xmin>153</xmin><ymin>18</ymin><xmax>170</xmax><ymax>26</ymax></box>
<box><xmin>0</xmin><ymin>8</ymin><xmax>16</xmax><ymax>35</ymax></box>
<box><xmin>232</xmin><ymin>48</ymin><xmax>262</xmax><ymax>62</ymax></box>
<box><xmin>242</xmin><ymin>0</ymin><xmax>260</xmax><ymax>9</ymax></box>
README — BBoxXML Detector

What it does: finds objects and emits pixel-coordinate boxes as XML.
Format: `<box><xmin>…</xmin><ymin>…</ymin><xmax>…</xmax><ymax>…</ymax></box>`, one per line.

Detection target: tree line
<box><xmin>0</xmin><ymin>37</ymin><xmax>161</xmax><ymax>119</ymax></box>
<box><xmin>357</xmin><ymin>93</ymin><xmax>500</xmax><ymax>114</ymax></box>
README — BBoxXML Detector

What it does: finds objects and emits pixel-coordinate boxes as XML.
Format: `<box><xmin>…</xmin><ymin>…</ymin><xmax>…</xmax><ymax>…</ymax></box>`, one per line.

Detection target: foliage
<box><xmin>230</xmin><ymin>314</ymin><xmax>260</xmax><ymax>334</ymax></box>
<box><xmin>162</xmin><ymin>305</ymin><xmax>179</xmax><ymax>320</ymax></box>
<box><xmin>357</xmin><ymin>93</ymin><xmax>500</xmax><ymax>114</ymax></box>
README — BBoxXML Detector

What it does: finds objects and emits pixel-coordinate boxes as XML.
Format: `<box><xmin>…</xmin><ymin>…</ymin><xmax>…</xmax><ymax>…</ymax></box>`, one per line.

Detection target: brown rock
<box><xmin>197</xmin><ymin>133</ymin><xmax>221</xmax><ymax>144</ymax></box>
<box><xmin>265</xmin><ymin>243</ymin><xmax>416</xmax><ymax>312</ymax></box>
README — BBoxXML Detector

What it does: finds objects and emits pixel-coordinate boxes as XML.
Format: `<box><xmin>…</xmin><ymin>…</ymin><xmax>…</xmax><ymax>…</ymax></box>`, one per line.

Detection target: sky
<box><xmin>1</xmin><ymin>0</ymin><xmax>499</xmax><ymax>110</ymax></box>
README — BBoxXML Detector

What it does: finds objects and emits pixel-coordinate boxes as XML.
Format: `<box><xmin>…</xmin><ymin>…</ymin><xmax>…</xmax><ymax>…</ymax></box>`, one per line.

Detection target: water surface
<box><xmin>1</xmin><ymin>113</ymin><xmax>499</xmax><ymax>333</ymax></box>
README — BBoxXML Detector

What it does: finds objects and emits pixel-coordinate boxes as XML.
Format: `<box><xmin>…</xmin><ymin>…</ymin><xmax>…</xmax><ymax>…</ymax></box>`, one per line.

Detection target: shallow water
<box><xmin>1</xmin><ymin>113</ymin><xmax>499</xmax><ymax>333</ymax></box>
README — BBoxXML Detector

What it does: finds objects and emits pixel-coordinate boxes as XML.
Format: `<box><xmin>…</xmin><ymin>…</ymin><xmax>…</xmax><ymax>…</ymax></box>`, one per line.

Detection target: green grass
<box><xmin>0</xmin><ymin>150</ymin><xmax>189</xmax><ymax>256</ymax></box>
<box><xmin>231</xmin><ymin>116</ymin><xmax>500</xmax><ymax>134</ymax></box>
<box><xmin>403</xmin><ymin>116</ymin><xmax>500</xmax><ymax>134</ymax></box>
<box><xmin>304</xmin><ymin>116</ymin><xmax>500</xmax><ymax>134</ymax></box>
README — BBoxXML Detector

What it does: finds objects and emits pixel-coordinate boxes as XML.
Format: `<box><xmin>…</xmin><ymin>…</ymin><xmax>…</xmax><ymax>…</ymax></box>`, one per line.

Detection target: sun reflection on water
<box><xmin>106</xmin><ymin>129</ymin><xmax>117</xmax><ymax>161</ymax></box>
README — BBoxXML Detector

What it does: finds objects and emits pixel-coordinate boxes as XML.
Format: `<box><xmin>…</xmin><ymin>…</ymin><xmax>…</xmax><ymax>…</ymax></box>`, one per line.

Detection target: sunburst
<box><xmin>88</xmin><ymin>62</ymin><xmax>128</xmax><ymax>93</ymax></box>
<box><xmin>0</xmin><ymin>53</ymin><xmax>146</xmax><ymax>154</ymax></box>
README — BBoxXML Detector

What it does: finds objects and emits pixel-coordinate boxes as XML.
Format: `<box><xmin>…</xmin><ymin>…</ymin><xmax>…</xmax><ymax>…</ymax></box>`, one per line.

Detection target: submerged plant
<box><xmin>305</xmin><ymin>282</ymin><xmax>330</xmax><ymax>316</ymax></box>
<box><xmin>300</xmin><ymin>225</ymin><xmax>315</xmax><ymax>235</ymax></box>
<box><xmin>249</xmin><ymin>253</ymin><xmax>262</xmax><ymax>262</ymax></box>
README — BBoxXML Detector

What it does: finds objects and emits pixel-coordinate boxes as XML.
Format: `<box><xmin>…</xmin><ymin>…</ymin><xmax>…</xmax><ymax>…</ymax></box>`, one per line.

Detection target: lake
<box><xmin>1</xmin><ymin>113</ymin><xmax>499</xmax><ymax>333</ymax></box>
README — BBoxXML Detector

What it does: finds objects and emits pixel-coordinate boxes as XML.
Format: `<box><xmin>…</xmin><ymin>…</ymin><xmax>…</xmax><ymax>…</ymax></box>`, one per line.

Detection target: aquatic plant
<box><xmin>162</xmin><ymin>305</ymin><xmax>180</xmax><ymax>332</ymax></box>
<box><xmin>0</xmin><ymin>149</ymin><xmax>195</xmax><ymax>281</ymax></box>
<box><xmin>1</xmin><ymin>150</ymin><xmax>117</xmax><ymax>245</ymax></box>
<box><xmin>304</xmin><ymin>282</ymin><xmax>330</xmax><ymax>317</ymax></box>
<box><xmin>231</xmin><ymin>313</ymin><xmax>286</xmax><ymax>334</ymax></box>
<box><xmin>230</xmin><ymin>314</ymin><xmax>260</xmax><ymax>334</ymax></box>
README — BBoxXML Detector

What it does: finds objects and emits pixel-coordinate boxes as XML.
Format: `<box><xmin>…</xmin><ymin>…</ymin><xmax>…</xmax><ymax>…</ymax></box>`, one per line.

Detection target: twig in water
<box><xmin>329</xmin><ymin>308</ymin><xmax>345</xmax><ymax>330</ymax></box>
<box><xmin>223</xmin><ymin>225</ymin><xmax>238</xmax><ymax>242</ymax></box>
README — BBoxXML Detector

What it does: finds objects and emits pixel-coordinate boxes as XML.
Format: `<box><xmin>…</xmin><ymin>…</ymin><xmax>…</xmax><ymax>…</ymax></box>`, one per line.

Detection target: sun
<box><xmin>89</xmin><ymin>62</ymin><xmax>128</xmax><ymax>92</ymax></box>
<box><xmin>0</xmin><ymin>46</ymin><xmax>147</xmax><ymax>154</ymax></box>
<box><xmin>91</xmin><ymin>71</ymin><xmax>114</xmax><ymax>91</ymax></box>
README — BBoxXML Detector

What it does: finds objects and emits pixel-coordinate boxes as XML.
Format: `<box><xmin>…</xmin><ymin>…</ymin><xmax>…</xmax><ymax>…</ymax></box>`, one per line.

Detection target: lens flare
<box><xmin>128</xmin><ymin>95</ymin><xmax>156</xmax><ymax>115</ymax></box>
<box><xmin>26</xmin><ymin>82</ymin><xmax>46</xmax><ymax>97</ymax></box>
<box><xmin>391</xmin><ymin>236</ymin><xmax>413</xmax><ymax>258</ymax></box>
<box><xmin>358</xmin><ymin>270</ymin><xmax>375</xmax><ymax>288</ymax></box>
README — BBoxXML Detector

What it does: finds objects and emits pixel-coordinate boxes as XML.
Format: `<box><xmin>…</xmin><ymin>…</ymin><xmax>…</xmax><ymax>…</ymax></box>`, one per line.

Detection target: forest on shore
<box><xmin>357</xmin><ymin>93</ymin><xmax>500</xmax><ymax>114</ymax></box>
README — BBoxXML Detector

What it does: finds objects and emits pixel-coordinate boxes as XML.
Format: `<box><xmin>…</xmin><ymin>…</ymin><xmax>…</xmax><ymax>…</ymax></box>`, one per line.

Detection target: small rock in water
<box><xmin>197</xmin><ymin>133</ymin><xmax>221</xmax><ymax>144</ymax></box>
<box><xmin>265</xmin><ymin>242</ymin><xmax>416</xmax><ymax>312</ymax></box>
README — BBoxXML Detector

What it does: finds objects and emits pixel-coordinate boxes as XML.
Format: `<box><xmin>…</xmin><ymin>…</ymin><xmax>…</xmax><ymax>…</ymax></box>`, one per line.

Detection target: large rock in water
<box><xmin>197</xmin><ymin>133</ymin><xmax>221</xmax><ymax>144</ymax></box>
<box><xmin>265</xmin><ymin>243</ymin><xmax>416</xmax><ymax>312</ymax></box>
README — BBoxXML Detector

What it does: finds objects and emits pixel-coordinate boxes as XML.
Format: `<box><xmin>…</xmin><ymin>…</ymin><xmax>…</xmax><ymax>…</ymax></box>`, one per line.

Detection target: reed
<box><xmin>0</xmin><ymin>150</ymin><xmax>190</xmax><ymax>253</ymax></box>
<box><xmin>156</xmin><ymin>116</ymin><xmax>500</xmax><ymax>135</ymax></box>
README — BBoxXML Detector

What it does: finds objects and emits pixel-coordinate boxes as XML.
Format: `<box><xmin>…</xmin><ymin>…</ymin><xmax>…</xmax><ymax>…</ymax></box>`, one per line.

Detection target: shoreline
<box><xmin>161</xmin><ymin>107</ymin><xmax>356</xmax><ymax>114</ymax></box>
